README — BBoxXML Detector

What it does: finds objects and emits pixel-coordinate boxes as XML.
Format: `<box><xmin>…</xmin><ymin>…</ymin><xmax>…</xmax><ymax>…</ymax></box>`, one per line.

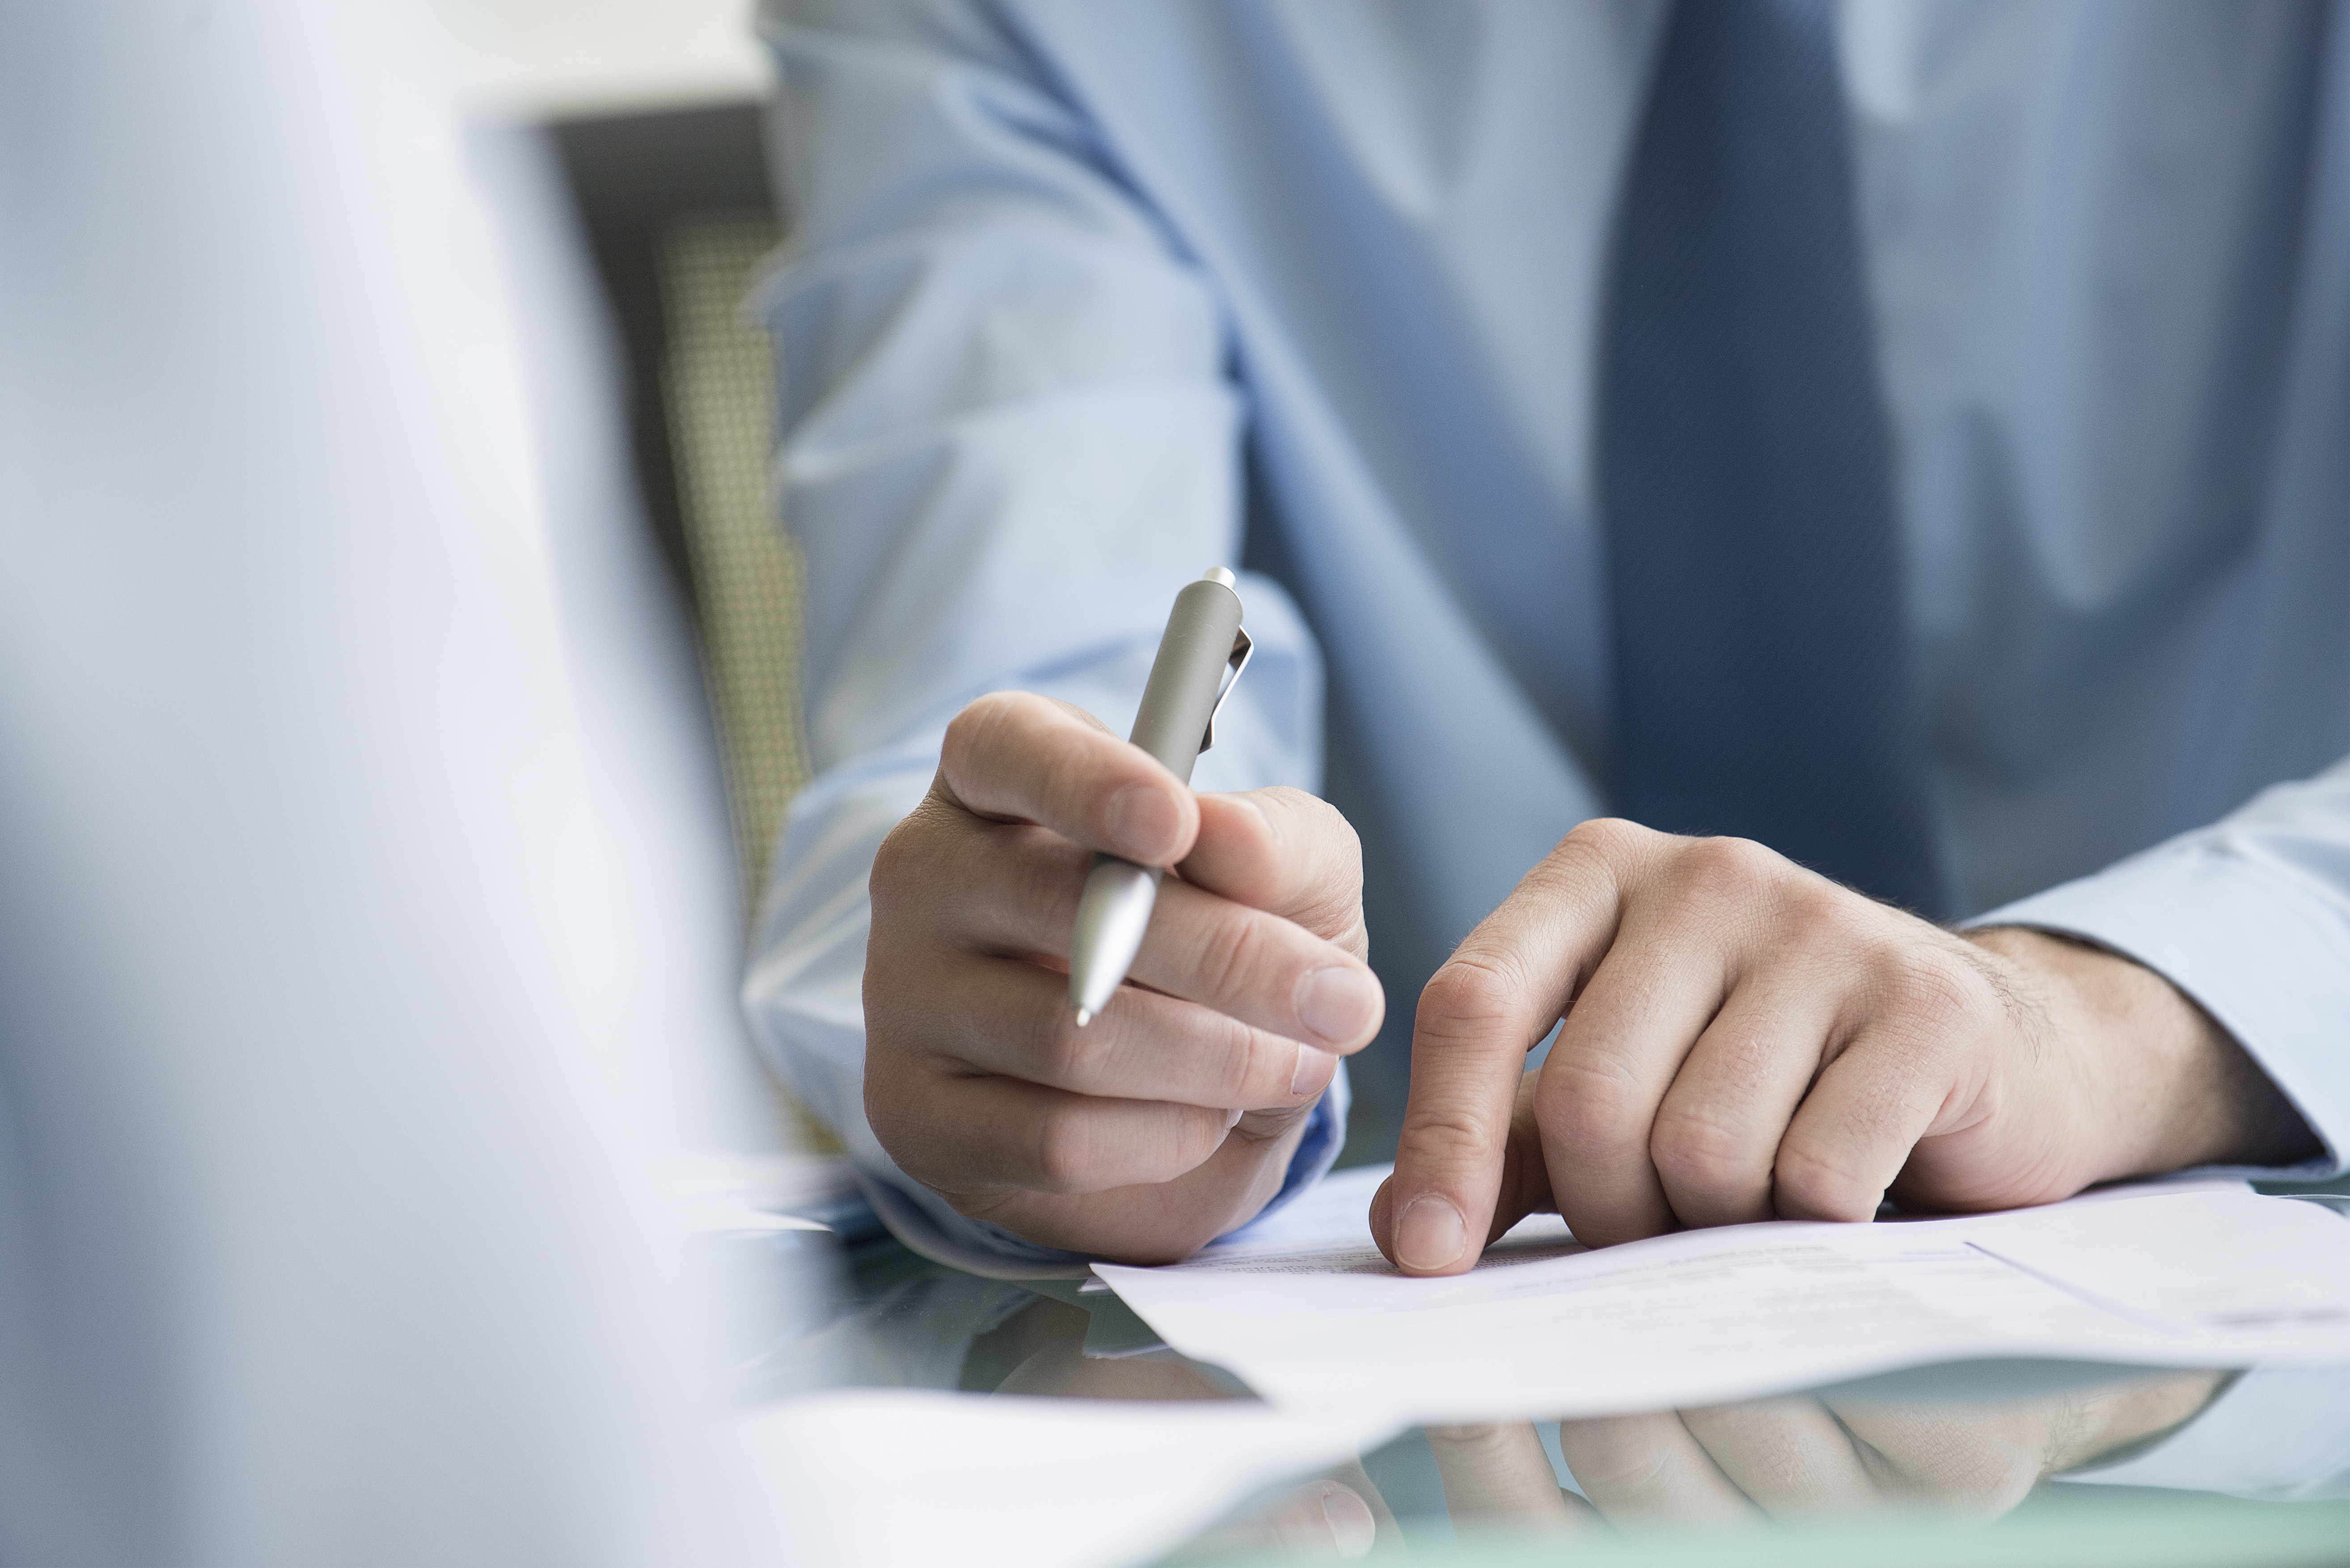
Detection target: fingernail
<box><xmin>1290</xmin><ymin>1042</ymin><xmax>1340</xmax><ymax>1098</ymax></box>
<box><xmin>1293</xmin><ymin>966</ymin><xmax>1380</xmax><ymax>1045</ymax></box>
<box><xmin>1322</xmin><ymin>1486</ymin><xmax>1377</xmax><ymax>1559</ymax></box>
<box><xmin>1396</xmin><ymin>1194</ymin><xmax>1467</xmax><ymax>1272</ymax></box>
<box><xmin>1105</xmin><ymin>784</ymin><xmax>1181</xmax><ymax>862</ymax></box>
<box><xmin>1225</xmin><ymin>1106</ymin><xmax>1243</xmax><ymax>1130</ymax></box>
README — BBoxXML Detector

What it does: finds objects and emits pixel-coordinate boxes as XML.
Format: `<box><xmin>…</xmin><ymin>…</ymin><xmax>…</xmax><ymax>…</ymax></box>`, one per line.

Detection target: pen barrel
<box><xmin>1069</xmin><ymin>854</ymin><xmax>1163</xmax><ymax>1021</ymax></box>
<box><xmin>1128</xmin><ymin>577</ymin><xmax>1244</xmax><ymax>782</ymax></box>
<box><xmin>1068</xmin><ymin>573</ymin><xmax>1244</xmax><ymax>1022</ymax></box>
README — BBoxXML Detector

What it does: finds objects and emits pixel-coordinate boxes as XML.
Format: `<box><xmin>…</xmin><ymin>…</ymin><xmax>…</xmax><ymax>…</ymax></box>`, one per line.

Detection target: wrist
<box><xmin>1964</xmin><ymin>927</ymin><xmax>2318</xmax><ymax>1178</ymax></box>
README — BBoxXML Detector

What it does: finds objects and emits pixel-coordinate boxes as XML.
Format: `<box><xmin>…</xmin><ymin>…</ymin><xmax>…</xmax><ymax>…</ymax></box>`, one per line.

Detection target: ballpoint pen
<box><xmin>1068</xmin><ymin>567</ymin><xmax>1254</xmax><ymax>1025</ymax></box>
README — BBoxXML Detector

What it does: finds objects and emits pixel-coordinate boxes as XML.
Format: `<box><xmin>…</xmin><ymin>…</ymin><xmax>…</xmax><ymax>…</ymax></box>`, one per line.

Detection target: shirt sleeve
<box><xmin>740</xmin><ymin>0</ymin><xmax>1337</xmax><ymax>1274</ymax></box>
<box><xmin>1964</xmin><ymin>754</ymin><xmax>2350</xmax><ymax>1179</ymax></box>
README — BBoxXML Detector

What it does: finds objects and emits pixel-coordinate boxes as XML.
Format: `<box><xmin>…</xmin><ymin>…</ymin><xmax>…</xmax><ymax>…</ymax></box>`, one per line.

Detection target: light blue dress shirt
<box><xmin>744</xmin><ymin>0</ymin><xmax>2350</xmax><ymax>1281</ymax></box>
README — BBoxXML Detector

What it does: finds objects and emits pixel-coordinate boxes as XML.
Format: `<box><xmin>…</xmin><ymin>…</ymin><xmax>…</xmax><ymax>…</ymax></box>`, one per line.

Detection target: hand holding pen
<box><xmin>859</xmin><ymin>569</ymin><xmax>1385</xmax><ymax>1263</ymax></box>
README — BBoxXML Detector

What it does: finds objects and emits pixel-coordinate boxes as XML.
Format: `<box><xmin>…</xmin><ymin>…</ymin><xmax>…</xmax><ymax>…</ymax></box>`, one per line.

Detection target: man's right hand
<box><xmin>863</xmin><ymin>691</ymin><xmax>1384</xmax><ymax>1262</ymax></box>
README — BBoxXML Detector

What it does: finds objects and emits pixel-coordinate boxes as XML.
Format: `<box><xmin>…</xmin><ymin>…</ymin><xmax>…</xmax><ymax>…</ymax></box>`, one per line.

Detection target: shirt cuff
<box><xmin>1965</xmin><ymin>839</ymin><xmax>2350</xmax><ymax>1180</ymax></box>
<box><xmin>2056</xmin><ymin>1364</ymin><xmax>2350</xmax><ymax>1499</ymax></box>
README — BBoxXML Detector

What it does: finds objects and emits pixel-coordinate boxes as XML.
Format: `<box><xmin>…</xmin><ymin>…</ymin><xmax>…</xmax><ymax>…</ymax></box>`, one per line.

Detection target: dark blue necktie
<box><xmin>1600</xmin><ymin>0</ymin><xmax>1945</xmax><ymax>913</ymax></box>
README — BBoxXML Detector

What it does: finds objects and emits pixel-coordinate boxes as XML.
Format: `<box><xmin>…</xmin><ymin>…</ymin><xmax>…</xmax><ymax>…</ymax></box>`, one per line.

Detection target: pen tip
<box><xmin>1073</xmin><ymin>1007</ymin><xmax>1093</xmax><ymax>1028</ymax></box>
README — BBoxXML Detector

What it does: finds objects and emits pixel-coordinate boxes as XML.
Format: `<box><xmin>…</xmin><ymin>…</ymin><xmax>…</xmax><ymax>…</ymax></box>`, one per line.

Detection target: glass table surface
<box><xmin>726</xmin><ymin>1188</ymin><xmax>2350</xmax><ymax>1567</ymax></box>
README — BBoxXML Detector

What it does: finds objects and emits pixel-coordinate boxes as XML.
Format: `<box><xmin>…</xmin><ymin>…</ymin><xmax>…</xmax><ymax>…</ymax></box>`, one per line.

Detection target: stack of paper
<box><xmin>1096</xmin><ymin>1173</ymin><xmax>2350</xmax><ymax>1425</ymax></box>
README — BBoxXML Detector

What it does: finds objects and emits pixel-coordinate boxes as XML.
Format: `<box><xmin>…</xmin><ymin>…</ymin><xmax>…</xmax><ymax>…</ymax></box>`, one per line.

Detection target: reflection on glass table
<box><xmin>734</xmin><ymin>1210</ymin><xmax>2350</xmax><ymax>1566</ymax></box>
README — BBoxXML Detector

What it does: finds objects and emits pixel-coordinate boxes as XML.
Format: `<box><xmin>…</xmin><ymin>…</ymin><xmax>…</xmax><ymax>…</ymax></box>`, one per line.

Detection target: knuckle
<box><xmin>1560</xmin><ymin>1426</ymin><xmax>1676</xmax><ymax>1497</ymax></box>
<box><xmin>1772</xmin><ymin>1140</ymin><xmax>1877</xmax><ymax>1222</ymax></box>
<box><xmin>1399</xmin><ymin>1104</ymin><xmax>1496</xmax><ymax>1171</ymax></box>
<box><xmin>1648</xmin><ymin>1106</ymin><xmax>1754</xmax><ymax>1195</ymax></box>
<box><xmin>1298</xmin><ymin>792</ymin><xmax>1366</xmax><ymax>885</ymax></box>
<box><xmin>1551</xmin><ymin>818</ymin><xmax>1647</xmax><ymax>892</ymax></box>
<box><xmin>1533</xmin><ymin>1052</ymin><xmax>1639</xmax><ymax>1150</ymax></box>
<box><xmin>1044</xmin><ymin>742</ymin><xmax>1112</xmax><ymax>823</ymax></box>
<box><xmin>937</xmin><ymin>700</ymin><xmax>984</xmax><ymax>767</ymax></box>
<box><xmin>1278</xmin><ymin>792</ymin><xmax>1369</xmax><ymax>940</ymax></box>
<box><xmin>1031</xmin><ymin>1101</ymin><xmax>1101</xmax><ymax>1193</ymax></box>
<box><xmin>1191</xmin><ymin>910</ymin><xmax>1271</xmax><ymax>1002</ymax></box>
<box><xmin>1878</xmin><ymin>946</ymin><xmax>1987</xmax><ymax>1033</ymax></box>
<box><xmin>1027</xmin><ymin>1006</ymin><xmax>1098</xmax><ymax>1087</ymax></box>
<box><xmin>1563</xmin><ymin>816</ymin><xmax>1646</xmax><ymax>860</ymax></box>
<box><xmin>1256</xmin><ymin>783</ymin><xmax>1314</xmax><ymax>819</ymax></box>
<box><xmin>1678</xmin><ymin>833</ymin><xmax>1780</xmax><ymax>893</ymax></box>
<box><xmin>1417</xmin><ymin>953</ymin><xmax>1524</xmax><ymax>1038</ymax></box>
<box><xmin>1006</xmin><ymin>825</ymin><xmax>1085</xmax><ymax>924</ymax></box>
<box><xmin>1788</xmin><ymin>880</ymin><xmax>1874</xmax><ymax>945</ymax></box>
<box><xmin>866</xmin><ymin>809</ymin><xmax>932</xmax><ymax>908</ymax></box>
<box><xmin>1289</xmin><ymin>787</ymin><xmax>1364</xmax><ymax>860</ymax></box>
<box><xmin>1212</xmin><ymin>1014</ymin><xmax>1275</xmax><ymax>1100</ymax></box>
<box><xmin>1333</xmin><ymin>803</ymin><xmax>1365</xmax><ymax>862</ymax></box>
<box><xmin>942</xmin><ymin>691</ymin><xmax>1018</xmax><ymax>769</ymax></box>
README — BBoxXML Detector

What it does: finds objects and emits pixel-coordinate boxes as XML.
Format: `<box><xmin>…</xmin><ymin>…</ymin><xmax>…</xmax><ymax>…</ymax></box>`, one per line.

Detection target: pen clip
<box><xmin>1199</xmin><ymin>626</ymin><xmax>1253</xmax><ymax>754</ymax></box>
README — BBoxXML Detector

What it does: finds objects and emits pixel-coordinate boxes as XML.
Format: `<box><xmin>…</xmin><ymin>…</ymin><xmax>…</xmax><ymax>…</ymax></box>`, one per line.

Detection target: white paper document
<box><xmin>1095</xmin><ymin>1179</ymin><xmax>2350</xmax><ymax>1425</ymax></box>
<box><xmin>733</xmin><ymin>1387</ymin><xmax>1393</xmax><ymax>1568</ymax></box>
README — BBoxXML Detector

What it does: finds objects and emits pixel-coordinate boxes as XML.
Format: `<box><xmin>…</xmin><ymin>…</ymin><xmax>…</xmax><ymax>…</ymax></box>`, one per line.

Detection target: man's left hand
<box><xmin>1373</xmin><ymin>819</ymin><xmax>2317</xmax><ymax>1273</ymax></box>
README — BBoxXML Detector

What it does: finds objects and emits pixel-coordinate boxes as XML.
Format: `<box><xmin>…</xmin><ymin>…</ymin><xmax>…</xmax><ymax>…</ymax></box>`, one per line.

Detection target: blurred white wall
<box><xmin>435</xmin><ymin>0</ymin><xmax>765</xmax><ymax>117</ymax></box>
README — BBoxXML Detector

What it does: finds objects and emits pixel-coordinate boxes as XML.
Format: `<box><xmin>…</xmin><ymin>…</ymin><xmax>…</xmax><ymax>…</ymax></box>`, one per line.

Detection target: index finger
<box><xmin>1375</xmin><ymin>821</ymin><xmax>1645</xmax><ymax>1275</ymax></box>
<box><xmin>936</xmin><ymin>691</ymin><xmax>1197</xmax><ymax>865</ymax></box>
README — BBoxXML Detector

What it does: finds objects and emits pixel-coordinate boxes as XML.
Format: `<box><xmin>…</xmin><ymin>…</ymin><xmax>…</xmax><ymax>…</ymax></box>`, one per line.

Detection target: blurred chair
<box><xmin>660</xmin><ymin>209</ymin><xmax>808</xmax><ymax>904</ymax></box>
